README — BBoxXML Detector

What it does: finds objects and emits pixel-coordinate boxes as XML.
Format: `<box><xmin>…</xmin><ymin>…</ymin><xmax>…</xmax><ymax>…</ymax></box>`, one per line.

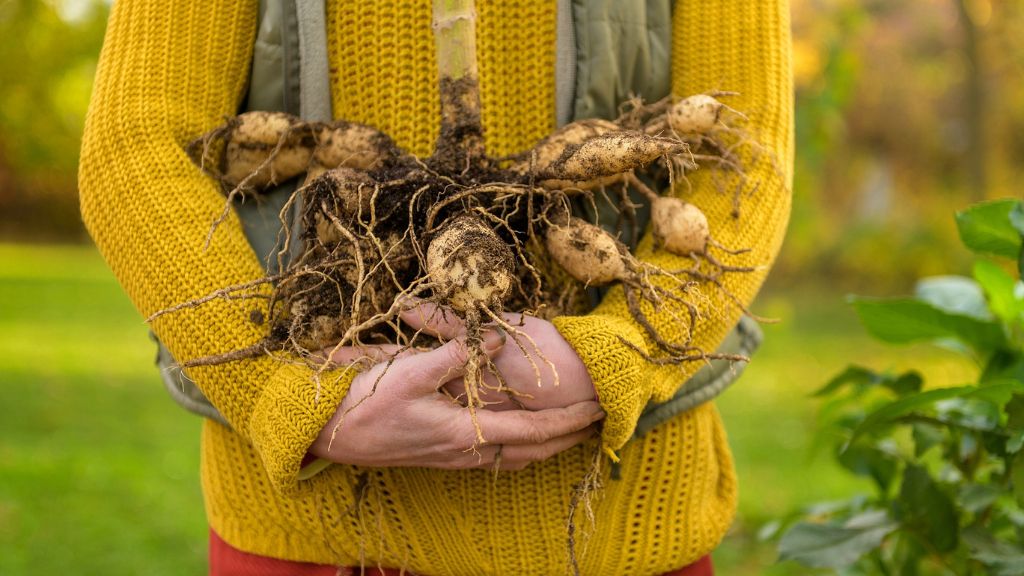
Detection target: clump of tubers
<box><xmin>162</xmin><ymin>0</ymin><xmax>758</xmax><ymax>451</ymax></box>
<box><xmin>169</xmin><ymin>87</ymin><xmax>755</xmax><ymax>388</ymax></box>
<box><xmin>186</xmin><ymin>111</ymin><xmax>396</xmax><ymax>195</ymax></box>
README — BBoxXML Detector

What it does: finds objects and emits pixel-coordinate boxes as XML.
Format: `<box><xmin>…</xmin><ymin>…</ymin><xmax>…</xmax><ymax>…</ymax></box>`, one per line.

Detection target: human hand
<box><xmin>308</xmin><ymin>331</ymin><xmax>604</xmax><ymax>470</ymax></box>
<box><xmin>400</xmin><ymin>301</ymin><xmax>598</xmax><ymax>411</ymax></box>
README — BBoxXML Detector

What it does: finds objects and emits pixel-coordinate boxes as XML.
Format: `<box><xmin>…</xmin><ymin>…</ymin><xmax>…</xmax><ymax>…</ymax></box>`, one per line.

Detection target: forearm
<box><xmin>79</xmin><ymin>0</ymin><xmax>354</xmax><ymax>492</ymax></box>
<box><xmin>555</xmin><ymin>0</ymin><xmax>794</xmax><ymax>455</ymax></box>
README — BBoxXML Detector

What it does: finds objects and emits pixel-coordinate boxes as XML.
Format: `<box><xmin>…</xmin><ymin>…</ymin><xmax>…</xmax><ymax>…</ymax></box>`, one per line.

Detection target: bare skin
<box><xmin>400</xmin><ymin>301</ymin><xmax>599</xmax><ymax>411</ymax></box>
<box><xmin>309</xmin><ymin>329</ymin><xmax>604</xmax><ymax>471</ymax></box>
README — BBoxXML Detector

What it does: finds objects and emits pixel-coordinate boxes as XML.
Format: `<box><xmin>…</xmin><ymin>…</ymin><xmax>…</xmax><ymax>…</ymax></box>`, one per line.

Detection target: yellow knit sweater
<box><xmin>79</xmin><ymin>1</ymin><xmax>792</xmax><ymax>574</ymax></box>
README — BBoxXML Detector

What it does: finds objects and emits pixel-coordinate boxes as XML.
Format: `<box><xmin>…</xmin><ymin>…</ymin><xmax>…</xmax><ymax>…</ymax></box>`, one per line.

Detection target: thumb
<box><xmin>400</xmin><ymin>299</ymin><xmax>466</xmax><ymax>339</ymax></box>
<box><xmin>400</xmin><ymin>328</ymin><xmax>506</xmax><ymax>392</ymax></box>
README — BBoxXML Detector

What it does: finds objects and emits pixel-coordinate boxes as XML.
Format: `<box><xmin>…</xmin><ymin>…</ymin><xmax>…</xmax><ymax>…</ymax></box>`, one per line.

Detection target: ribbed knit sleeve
<box><xmin>554</xmin><ymin>0</ymin><xmax>794</xmax><ymax>456</ymax></box>
<box><xmin>78</xmin><ymin>0</ymin><xmax>357</xmax><ymax>494</ymax></box>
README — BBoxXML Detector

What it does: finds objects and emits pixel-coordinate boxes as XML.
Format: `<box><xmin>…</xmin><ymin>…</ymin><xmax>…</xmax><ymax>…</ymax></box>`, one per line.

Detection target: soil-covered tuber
<box><xmin>427</xmin><ymin>215</ymin><xmax>514</xmax><ymax>314</ymax></box>
<box><xmin>651</xmin><ymin>197</ymin><xmax>709</xmax><ymax>255</ymax></box>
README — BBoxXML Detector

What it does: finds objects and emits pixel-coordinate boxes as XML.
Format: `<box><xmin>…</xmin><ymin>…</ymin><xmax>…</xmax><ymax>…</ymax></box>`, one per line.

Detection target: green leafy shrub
<box><xmin>774</xmin><ymin>199</ymin><xmax>1024</xmax><ymax>575</ymax></box>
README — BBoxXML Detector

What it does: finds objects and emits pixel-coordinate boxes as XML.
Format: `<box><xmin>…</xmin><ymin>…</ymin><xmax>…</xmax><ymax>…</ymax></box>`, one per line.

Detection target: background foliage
<box><xmin>0</xmin><ymin>0</ymin><xmax>1021</xmax><ymax>573</ymax></box>
<box><xmin>775</xmin><ymin>200</ymin><xmax>1024</xmax><ymax>575</ymax></box>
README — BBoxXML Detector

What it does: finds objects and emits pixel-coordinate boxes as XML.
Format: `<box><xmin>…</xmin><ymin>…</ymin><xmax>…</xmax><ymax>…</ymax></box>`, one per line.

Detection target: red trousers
<box><xmin>210</xmin><ymin>530</ymin><xmax>713</xmax><ymax>576</ymax></box>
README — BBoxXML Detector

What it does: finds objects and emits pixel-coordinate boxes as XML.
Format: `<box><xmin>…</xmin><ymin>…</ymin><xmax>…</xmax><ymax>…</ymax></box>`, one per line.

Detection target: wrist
<box><xmin>552</xmin><ymin>313</ymin><xmax>650</xmax><ymax>455</ymax></box>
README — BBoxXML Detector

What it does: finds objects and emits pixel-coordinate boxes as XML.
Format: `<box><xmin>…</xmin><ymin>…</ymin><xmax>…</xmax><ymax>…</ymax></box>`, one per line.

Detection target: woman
<box><xmin>79</xmin><ymin>1</ymin><xmax>792</xmax><ymax>573</ymax></box>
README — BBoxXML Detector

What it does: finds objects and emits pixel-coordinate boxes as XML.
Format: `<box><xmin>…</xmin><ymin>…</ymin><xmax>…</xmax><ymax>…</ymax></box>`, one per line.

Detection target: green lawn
<box><xmin>0</xmin><ymin>243</ymin><xmax>974</xmax><ymax>575</ymax></box>
<box><xmin>0</xmin><ymin>244</ymin><xmax>206</xmax><ymax>575</ymax></box>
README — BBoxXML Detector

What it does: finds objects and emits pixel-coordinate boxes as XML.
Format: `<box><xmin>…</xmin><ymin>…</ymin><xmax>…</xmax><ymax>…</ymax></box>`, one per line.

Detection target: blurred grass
<box><xmin>0</xmin><ymin>243</ymin><xmax>206</xmax><ymax>575</ymax></box>
<box><xmin>0</xmin><ymin>243</ymin><xmax>976</xmax><ymax>575</ymax></box>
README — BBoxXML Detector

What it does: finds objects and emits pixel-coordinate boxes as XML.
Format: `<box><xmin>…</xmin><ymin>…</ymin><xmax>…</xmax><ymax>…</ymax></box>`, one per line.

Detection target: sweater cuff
<box><xmin>553</xmin><ymin>313</ymin><xmax>651</xmax><ymax>459</ymax></box>
<box><xmin>247</xmin><ymin>362</ymin><xmax>358</xmax><ymax>494</ymax></box>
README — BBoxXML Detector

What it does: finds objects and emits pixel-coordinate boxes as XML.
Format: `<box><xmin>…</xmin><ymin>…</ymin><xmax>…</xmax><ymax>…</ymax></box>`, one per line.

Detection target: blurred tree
<box><xmin>954</xmin><ymin>0</ymin><xmax>988</xmax><ymax>201</ymax></box>
<box><xmin>1</xmin><ymin>0</ymin><xmax>1021</xmax><ymax>296</ymax></box>
<box><xmin>0</xmin><ymin>0</ymin><xmax>109</xmax><ymax>241</ymax></box>
<box><xmin>777</xmin><ymin>0</ymin><xmax>1023</xmax><ymax>292</ymax></box>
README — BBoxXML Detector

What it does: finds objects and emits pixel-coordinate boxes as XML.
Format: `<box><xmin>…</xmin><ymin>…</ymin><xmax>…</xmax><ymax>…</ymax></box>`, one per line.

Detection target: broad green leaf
<box><xmin>895</xmin><ymin>465</ymin><xmax>959</xmax><ymax>553</ymax></box>
<box><xmin>777</xmin><ymin>510</ymin><xmax>897</xmax><ymax>569</ymax></box>
<box><xmin>935</xmin><ymin>397</ymin><xmax>1000</xmax><ymax>432</ymax></box>
<box><xmin>974</xmin><ymin>260</ymin><xmax>1023</xmax><ymax>323</ymax></box>
<box><xmin>849</xmin><ymin>381</ymin><xmax>1024</xmax><ymax>445</ymax></box>
<box><xmin>963</xmin><ymin>525</ymin><xmax>1024</xmax><ymax>576</ymax></box>
<box><xmin>850</xmin><ymin>386</ymin><xmax>975</xmax><ymax>443</ymax></box>
<box><xmin>956</xmin><ymin>199</ymin><xmax>1024</xmax><ymax>259</ymax></box>
<box><xmin>1010</xmin><ymin>201</ymin><xmax>1024</xmax><ymax>236</ymax></box>
<box><xmin>915</xmin><ymin>275</ymin><xmax>991</xmax><ymax>320</ymax></box>
<box><xmin>1013</xmin><ymin>452</ymin><xmax>1024</xmax><ymax>508</ymax></box>
<box><xmin>851</xmin><ymin>297</ymin><xmax>1006</xmax><ymax>353</ymax></box>
<box><xmin>837</xmin><ymin>443</ymin><xmax>899</xmax><ymax>493</ymax></box>
<box><xmin>911</xmin><ymin>422</ymin><xmax>944</xmax><ymax>457</ymax></box>
<box><xmin>815</xmin><ymin>366</ymin><xmax>922</xmax><ymax>398</ymax></box>
<box><xmin>958</xmin><ymin>483</ymin><xmax>1003</xmax><ymax>514</ymax></box>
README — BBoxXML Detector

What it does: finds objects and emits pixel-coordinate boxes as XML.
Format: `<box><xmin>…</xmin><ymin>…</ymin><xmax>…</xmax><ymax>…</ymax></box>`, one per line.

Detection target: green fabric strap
<box><xmin>570</xmin><ymin>0</ymin><xmax>673</xmax><ymax>121</ymax></box>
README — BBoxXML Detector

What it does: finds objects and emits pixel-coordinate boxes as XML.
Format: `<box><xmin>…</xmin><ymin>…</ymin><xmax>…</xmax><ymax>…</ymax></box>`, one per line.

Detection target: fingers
<box><xmin>474</xmin><ymin>401</ymin><xmax>605</xmax><ymax>446</ymax></box>
<box><xmin>323</xmin><ymin>343</ymin><xmax>405</xmax><ymax>366</ymax></box>
<box><xmin>399</xmin><ymin>299</ymin><xmax>465</xmax><ymax>339</ymax></box>
<box><xmin>397</xmin><ymin>329</ymin><xmax>506</xmax><ymax>392</ymax></box>
<box><xmin>477</xmin><ymin>426</ymin><xmax>598</xmax><ymax>471</ymax></box>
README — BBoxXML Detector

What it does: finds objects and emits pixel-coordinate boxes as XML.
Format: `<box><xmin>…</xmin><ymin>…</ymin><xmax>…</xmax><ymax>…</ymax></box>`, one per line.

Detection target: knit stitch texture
<box><xmin>79</xmin><ymin>1</ymin><xmax>792</xmax><ymax>573</ymax></box>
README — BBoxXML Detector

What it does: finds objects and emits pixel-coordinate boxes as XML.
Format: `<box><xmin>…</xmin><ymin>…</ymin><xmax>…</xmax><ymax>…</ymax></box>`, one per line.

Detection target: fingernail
<box><xmin>481</xmin><ymin>327</ymin><xmax>506</xmax><ymax>354</ymax></box>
